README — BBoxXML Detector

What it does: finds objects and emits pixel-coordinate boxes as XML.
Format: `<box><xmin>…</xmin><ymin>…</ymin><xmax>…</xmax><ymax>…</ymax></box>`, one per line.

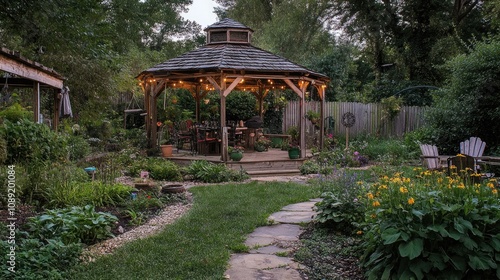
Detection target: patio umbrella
<box><xmin>59</xmin><ymin>86</ymin><xmax>73</xmax><ymax>118</ymax></box>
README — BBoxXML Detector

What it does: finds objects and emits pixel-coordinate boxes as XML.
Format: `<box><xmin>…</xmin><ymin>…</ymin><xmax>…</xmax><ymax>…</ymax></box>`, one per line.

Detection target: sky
<box><xmin>181</xmin><ymin>0</ymin><xmax>221</xmax><ymax>29</ymax></box>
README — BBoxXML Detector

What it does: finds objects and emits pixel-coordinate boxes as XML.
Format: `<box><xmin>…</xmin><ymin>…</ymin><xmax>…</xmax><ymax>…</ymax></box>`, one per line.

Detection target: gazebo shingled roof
<box><xmin>137</xmin><ymin>18</ymin><xmax>330</xmax><ymax>161</ymax></box>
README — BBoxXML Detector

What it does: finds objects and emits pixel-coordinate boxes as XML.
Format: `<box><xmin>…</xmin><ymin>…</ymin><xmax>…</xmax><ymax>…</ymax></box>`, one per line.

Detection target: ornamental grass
<box><xmin>360</xmin><ymin>167</ymin><xmax>500</xmax><ymax>279</ymax></box>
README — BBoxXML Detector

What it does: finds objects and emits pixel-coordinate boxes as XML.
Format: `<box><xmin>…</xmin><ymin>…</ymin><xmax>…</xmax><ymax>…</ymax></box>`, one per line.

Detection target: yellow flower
<box><xmin>379</xmin><ymin>184</ymin><xmax>388</xmax><ymax>190</ymax></box>
<box><xmin>403</xmin><ymin>177</ymin><xmax>411</xmax><ymax>183</ymax></box>
<box><xmin>356</xmin><ymin>181</ymin><xmax>363</xmax><ymax>185</ymax></box>
<box><xmin>372</xmin><ymin>200</ymin><xmax>381</xmax><ymax>207</ymax></box>
<box><xmin>437</xmin><ymin>177</ymin><xmax>443</xmax><ymax>184</ymax></box>
<box><xmin>370</xmin><ymin>214</ymin><xmax>377</xmax><ymax>219</ymax></box>
<box><xmin>457</xmin><ymin>183</ymin><xmax>465</xmax><ymax>189</ymax></box>
<box><xmin>457</xmin><ymin>153</ymin><xmax>465</xmax><ymax>157</ymax></box>
<box><xmin>487</xmin><ymin>182</ymin><xmax>495</xmax><ymax>189</ymax></box>
<box><xmin>493</xmin><ymin>189</ymin><xmax>498</xmax><ymax>195</ymax></box>
<box><xmin>450</xmin><ymin>165</ymin><xmax>457</xmax><ymax>170</ymax></box>
<box><xmin>399</xmin><ymin>187</ymin><xmax>408</xmax><ymax>193</ymax></box>
<box><xmin>356</xmin><ymin>230</ymin><xmax>363</xmax><ymax>235</ymax></box>
<box><xmin>408</xmin><ymin>197</ymin><xmax>415</xmax><ymax>205</ymax></box>
<box><xmin>367</xmin><ymin>193</ymin><xmax>374</xmax><ymax>200</ymax></box>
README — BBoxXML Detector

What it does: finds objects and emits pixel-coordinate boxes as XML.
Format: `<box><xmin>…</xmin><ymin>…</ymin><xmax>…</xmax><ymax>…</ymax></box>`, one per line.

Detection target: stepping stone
<box><xmin>245</xmin><ymin>224</ymin><xmax>303</xmax><ymax>247</ymax></box>
<box><xmin>226</xmin><ymin>253</ymin><xmax>296</xmax><ymax>270</ymax></box>
<box><xmin>249</xmin><ymin>245</ymin><xmax>291</xmax><ymax>255</ymax></box>
<box><xmin>268</xmin><ymin>211</ymin><xmax>316</xmax><ymax>224</ymax></box>
<box><xmin>281</xmin><ymin>201</ymin><xmax>316</xmax><ymax>212</ymax></box>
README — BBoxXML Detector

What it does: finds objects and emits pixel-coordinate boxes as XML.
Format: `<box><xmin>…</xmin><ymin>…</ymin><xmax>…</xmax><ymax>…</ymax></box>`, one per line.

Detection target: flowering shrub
<box><xmin>228</xmin><ymin>145</ymin><xmax>245</xmax><ymax>153</ymax></box>
<box><xmin>255</xmin><ymin>136</ymin><xmax>271</xmax><ymax>151</ymax></box>
<box><xmin>314</xmin><ymin>169</ymin><xmax>366</xmax><ymax>234</ymax></box>
<box><xmin>360</xmin><ymin>168</ymin><xmax>500</xmax><ymax>279</ymax></box>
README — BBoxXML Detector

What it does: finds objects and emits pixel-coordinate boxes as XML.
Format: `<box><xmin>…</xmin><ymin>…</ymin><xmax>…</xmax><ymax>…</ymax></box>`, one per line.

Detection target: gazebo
<box><xmin>0</xmin><ymin>47</ymin><xmax>65</xmax><ymax>129</ymax></box>
<box><xmin>137</xmin><ymin>18</ymin><xmax>330</xmax><ymax>161</ymax></box>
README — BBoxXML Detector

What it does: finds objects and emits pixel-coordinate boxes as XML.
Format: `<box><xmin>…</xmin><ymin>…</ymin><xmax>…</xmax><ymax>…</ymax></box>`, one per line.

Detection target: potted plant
<box><xmin>228</xmin><ymin>145</ymin><xmax>244</xmax><ymax>161</ymax></box>
<box><xmin>159</xmin><ymin>120</ymin><xmax>174</xmax><ymax>157</ymax></box>
<box><xmin>286</xmin><ymin>126</ymin><xmax>300</xmax><ymax>159</ymax></box>
<box><xmin>306</xmin><ymin>110</ymin><xmax>321</xmax><ymax>129</ymax></box>
<box><xmin>254</xmin><ymin>136</ymin><xmax>271</xmax><ymax>152</ymax></box>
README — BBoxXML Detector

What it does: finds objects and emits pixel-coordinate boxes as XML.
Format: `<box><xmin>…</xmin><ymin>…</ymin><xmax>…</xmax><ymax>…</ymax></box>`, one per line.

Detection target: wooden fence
<box><xmin>283</xmin><ymin>101</ymin><xmax>427</xmax><ymax>138</ymax></box>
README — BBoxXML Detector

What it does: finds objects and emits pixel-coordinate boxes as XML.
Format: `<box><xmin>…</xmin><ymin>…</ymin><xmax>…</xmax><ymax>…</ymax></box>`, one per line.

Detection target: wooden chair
<box><xmin>420</xmin><ymin>144</ymin><xmax>448</xmax><ymax>170</ymax></box>
<box><xmin>176</xmin><ymin>120</ymin><xmax>193</xmax><ymax>151</ymax></box>
<box><xmin>460</xmin><ymin>137</ymin><xmax>486</xmax><ymax>171</ymax></box>
<box><xmin>195</xmin><ymin>126</ymin><xmax>220</xmax><ymax>155</ymax></box>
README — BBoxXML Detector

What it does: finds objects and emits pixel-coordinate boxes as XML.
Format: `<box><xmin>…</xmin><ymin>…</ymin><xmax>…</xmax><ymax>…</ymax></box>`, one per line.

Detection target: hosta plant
<box><xmin>360</xmin><ymin>168</ymin><xmax>500</xmax><ymax>280</ymax></box>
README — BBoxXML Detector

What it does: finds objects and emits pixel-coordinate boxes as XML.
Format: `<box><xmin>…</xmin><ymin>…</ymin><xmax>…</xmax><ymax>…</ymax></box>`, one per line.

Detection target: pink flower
<box><xmin>354</xmin><ymin>151</ymin><xmax>360</xmax><ymax>156</ymax></box>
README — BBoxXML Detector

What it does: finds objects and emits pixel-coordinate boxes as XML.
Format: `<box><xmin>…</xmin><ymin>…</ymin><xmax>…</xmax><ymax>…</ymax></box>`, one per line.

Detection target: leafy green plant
<box><xmin>1</xmin><ymin>118</ymin><xmax>68</xmax><ymax>164</ymax></box>
<box><xmin>360</xmin><ymin>169</ymin><xmax>500</xmax><ymax>279</ymax></box>
<box><xmin>66</xmin><ymin>134</ymin><xmax>91</xmax><ymax>161</ymax></box>
<box><xmin>45</xmin><ymin>181</ymin><xmax>132</xmax><ymax>208</ymax></box>
<box><xmin>125</xmin><ymin>209</ymin><xmax>145</xmax><ymax>226</ymax></box>
<box><xmin>185</xmin><ymin>160</ymin><xmax>248</xmax><ymax>183</ymax></box>
<box><xmin>314</xmin><ymin>169</ymin><xmax>366</xmax><ymax>233</ymax></box>
<box><xmin>0</xmin><ymin>237</ymin><xmax>82</xmax><ymax>280</ymax></box>
<box><xmin>127</xmin><ymin>157</ymin><xmax>183</xmax><ymax>181</ymax></box>
<box><xmin>27</xmin><ymin>205</ymin><xmax>118</xmax><ymax>245</ymax></box>
<box><xmin>0</xmin><ymin>102</ymin><xmax>32</xmax><ymax>123</ymax></box>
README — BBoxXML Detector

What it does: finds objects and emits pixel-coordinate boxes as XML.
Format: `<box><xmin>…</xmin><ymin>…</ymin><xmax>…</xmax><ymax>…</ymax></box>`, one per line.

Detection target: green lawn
<box><xmin>68</xmin><ymin>181</ymin><xmax>319</xmax><ymax>280</ymax></box>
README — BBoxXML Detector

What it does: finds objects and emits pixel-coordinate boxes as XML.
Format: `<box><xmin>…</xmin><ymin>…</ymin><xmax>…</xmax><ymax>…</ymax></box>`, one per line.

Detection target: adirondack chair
<box><xmin>420</xmin><ymin>144</ymin><xmax>447</xmax><ymax>170</ymax></box>
<box><xmin>459</xmin><ymin>137</ymin><xmax>486</xmax><ymax>172</ymax></box>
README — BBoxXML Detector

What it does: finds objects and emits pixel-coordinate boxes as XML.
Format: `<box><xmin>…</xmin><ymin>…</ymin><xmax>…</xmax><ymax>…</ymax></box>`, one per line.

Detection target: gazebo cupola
<box><xmin>205</xmin><ymin>18</ymin><xmax>253</xmax><ymax>45</ymax></box>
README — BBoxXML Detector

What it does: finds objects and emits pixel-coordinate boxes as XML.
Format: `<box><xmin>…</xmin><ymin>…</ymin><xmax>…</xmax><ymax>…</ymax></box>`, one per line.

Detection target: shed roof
<box><xmin>204</xmin><ymin>18</ymin><xmax>253</xmax><ymax>31</ymax></box>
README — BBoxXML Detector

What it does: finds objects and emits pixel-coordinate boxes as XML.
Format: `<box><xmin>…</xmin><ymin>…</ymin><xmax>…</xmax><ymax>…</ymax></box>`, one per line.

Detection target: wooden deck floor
<box><xmin>167</xmin><ymin>148</ymin><xmax>312</xmax><ymax>176</ymax></box>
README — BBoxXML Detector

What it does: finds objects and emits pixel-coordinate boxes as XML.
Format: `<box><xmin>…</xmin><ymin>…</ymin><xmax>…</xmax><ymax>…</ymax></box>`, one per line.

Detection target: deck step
<box><xmin>246</xmin><ymin>169</ymin><xmax>301</xmax><ymax>177</ymax></box>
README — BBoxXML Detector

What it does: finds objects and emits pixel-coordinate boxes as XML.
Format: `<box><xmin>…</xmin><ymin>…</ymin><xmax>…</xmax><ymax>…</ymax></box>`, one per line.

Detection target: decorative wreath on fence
<box><xmin>341</xmin><ymin>112</ymin><xmax>356</xmax><ymax>128</ymax></box>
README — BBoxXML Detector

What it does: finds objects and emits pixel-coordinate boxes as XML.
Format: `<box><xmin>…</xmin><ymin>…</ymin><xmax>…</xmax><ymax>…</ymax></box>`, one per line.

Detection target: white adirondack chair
<box><xmin>460</xmin><ymin>137</ymin><xmax>486</xmax><ymax>171</ymax></box>
<box><xmin>420</xmin><ymin>144</ymin><xmax>447</xmax><ymax>170</ymax></box>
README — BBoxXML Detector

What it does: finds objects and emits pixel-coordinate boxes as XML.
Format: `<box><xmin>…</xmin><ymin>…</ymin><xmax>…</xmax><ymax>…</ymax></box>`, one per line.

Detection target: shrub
<box><xmin>314</xmin><ymin>169</ymin><xmax>366</xmax><ymax>234</ymax></box>
<box><xmin>1</xmin><ymin>119</ymin><xmax>68</xmax><ymax>164</ymax></box>
<box><xmin>27</xmin><ymin>205</ymin><xmax>118</xmax><ymax>245</ymax></box>
<box><xmin>0</xmin><ymin>102</ymin><xmax>32</xmax><ymax>123</ymax></box>
<box><xmin>127</xmin><ymin>157</ymin><xmax>183</xmax><ymax>181</ymax></box>
<box><xmin>67</xmin><ymin>134</ymin><xmax>91</xmax><ymax>161</ymax></box>
<box><xmin>185</xmin><ymin>160</ymin><xmax>248</xmax><ymax>183</ymax></box>
<box><xmin>0</xmin><ymin>237</ymin><xmax>82</xmax><ymax>280</ymax></box>
<box><xmin>360</xmin><ymin>168</ymin><xmax>500</xmax><ymax>279</ymax></box>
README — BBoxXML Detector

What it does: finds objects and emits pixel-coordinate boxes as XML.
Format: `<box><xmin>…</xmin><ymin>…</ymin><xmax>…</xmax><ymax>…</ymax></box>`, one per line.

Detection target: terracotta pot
<box><xmin>160</xmin><ymin>144</ymin><xmax>173</xmax><ymax>157</ymax></box>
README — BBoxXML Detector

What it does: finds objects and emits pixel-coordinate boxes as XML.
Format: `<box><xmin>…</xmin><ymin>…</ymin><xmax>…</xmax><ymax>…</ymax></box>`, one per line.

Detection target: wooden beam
<box><xmin>0</xmin><ymin>55</ymin><xmax>63</xmax><ymax>89</ymax></box>
<box><xmin>284</xmin><ymin>79</ymin><xmax>303</xmax><ymax>98</ymax></box>
<box><xmin>223</xmin><ymin>77</ymin><xmax>242</xmax><ymax>97</ymax></box>
<box><xmin>53</xmin><ymin>90</ymin><xmax>59</xmax><ymax>131</ymax></box>
<box><xmin>206</xmin><ymin>76</ymin><xmax>221</xmax><ymax>91</ymax></box>
<box><xmin>33</xmin><ymin>82</ymin><xmax>40</xmax><ymax>123</ymax></box>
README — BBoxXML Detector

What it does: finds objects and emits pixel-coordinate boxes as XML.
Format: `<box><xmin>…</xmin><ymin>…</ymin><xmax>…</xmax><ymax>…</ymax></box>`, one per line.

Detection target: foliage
<box><xmin>66</xmin><ymin>134</ymin><xmax>91</xmax><ymax>161</ymax></box>
<box><xmin>228</xmin><ymin>145</ymin><xmax>245</xmax><ymax>153</ymax></box>
<box><xmin>127</xmin><ymin>157</ymin><xmax>183</xmax><ymax>181</ymax></box>
<box><xmin>1</xmin><ymin>119</ymin><xmax>68</xmax><ymax>164</ymax></box>
<box><xmin>425</xmin><ymin>39</ymin><xmax>500</xmax><ymax>153</ymax></box>
<box><xmin>185</xmin><ymin>160</ymin><xmax>249</xmax><ymax>183</ymax></box>
<box><xmin>360</xmin><ymin>168</ymin><xmax>500</xmax><ymax>279</ymax></box>
<box><xmin>0</xmin><ymin>237</ymin><xmax>82</xmax><ymax>280</ymax></box>
<box><xmin>27</xmin><ymin>205</ymin><xmax>117</xmax><ymax>245</ymax></box>
<box><xmin>226</xmin><ymin>91</ymin><xmax>257</xmax><ymax>121</ymax></box>
<box><xmin>314</xmin><ymin>169</ymin><xmax>367</xmax><ymax>234</ymax></box>
<box><xmin>286</xmin><ymin>126</ymin><xmax>299</xmax><ymax>146</ymax></box>
<box><xmin>254</xmin><ymin>136</ymin><xmax>271</xmax><ymax>151</ymax></box>
<box><xmin>0</xmin><ymin>103</ymin><xmax>32</xmax><ymax>123</ymax></box>
<box><xmin>380</xmin><ymin>96</ymin><xmax>402</xmax><ymax>121</ymax></box>
<box><xmin>0</xmin><ymin>135</ymin><xmax>6</xmax><ymax>164</ymax></box>
<box><xmin>44</xmin><ymin>181</ymin><xmax>132</xmax><ymax>208</ymax></box>
<box><xmin>263</xmin><ymin>90</ymin><xmax>287</xmax><ymax>133</ymax></box>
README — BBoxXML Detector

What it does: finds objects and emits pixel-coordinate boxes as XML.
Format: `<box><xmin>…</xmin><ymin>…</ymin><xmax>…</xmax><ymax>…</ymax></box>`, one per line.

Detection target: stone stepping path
<box><xmin>224</xmin><ymin>200</ymin><xmax>319</xmax><ymax>279</ymax></box>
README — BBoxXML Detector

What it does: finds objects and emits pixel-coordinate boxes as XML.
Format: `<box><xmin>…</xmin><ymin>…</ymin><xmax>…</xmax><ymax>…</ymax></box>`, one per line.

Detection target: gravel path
<box><xmin>82</xmin><ymin>198</ymin><xmax>192</xmax><ymax>262</ymax></box>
